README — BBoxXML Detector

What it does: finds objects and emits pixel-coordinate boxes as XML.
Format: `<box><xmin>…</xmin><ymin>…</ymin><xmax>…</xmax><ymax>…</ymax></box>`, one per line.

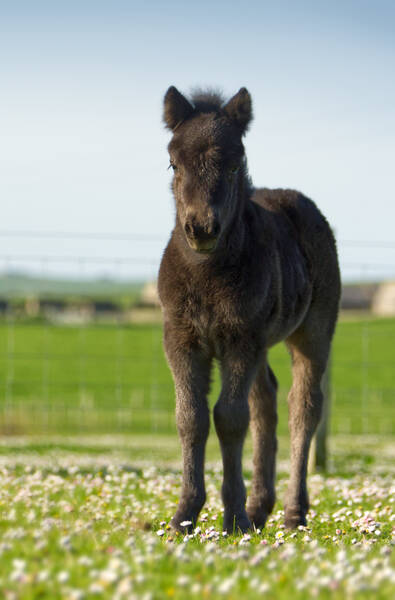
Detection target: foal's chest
<box><xmin>182</xmin><ymin>276</ymin><xmax>259</xmax><ymax>350</ymax></box>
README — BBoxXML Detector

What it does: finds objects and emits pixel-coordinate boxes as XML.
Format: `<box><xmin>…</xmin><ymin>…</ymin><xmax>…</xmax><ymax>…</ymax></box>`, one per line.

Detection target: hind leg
<box><xmin>246</xmin><ymin>356</ymin><xmax>278</xmax><ymax>529</ymax></box>
<box><xmin>284</xmin><ymin>327</ymin><xmax>331</xmax><ymax>529</ymax></box>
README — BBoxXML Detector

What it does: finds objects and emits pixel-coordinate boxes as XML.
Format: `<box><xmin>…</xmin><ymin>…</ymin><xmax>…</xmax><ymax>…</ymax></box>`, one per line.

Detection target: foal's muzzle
<box><xmin>184</xmin><ymin>219</ymin><xmax>220</xmax><ymax>253</ymax></box>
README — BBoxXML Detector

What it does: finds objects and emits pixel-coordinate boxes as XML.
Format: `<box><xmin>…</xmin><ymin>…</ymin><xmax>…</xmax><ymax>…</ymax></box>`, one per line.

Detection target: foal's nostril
<box><xmin>212</xmin><ymin>222</ymin><xmax>220</xmax><ymax>237</ymax></box>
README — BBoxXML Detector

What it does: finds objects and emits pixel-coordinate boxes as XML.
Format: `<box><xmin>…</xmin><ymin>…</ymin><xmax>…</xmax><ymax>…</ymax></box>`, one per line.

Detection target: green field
<box><xmin>0</xmin><ymin>437</ymin><xmax>393</xmax><ymax>599</ymax></box>
<box><xmin>0</xmin><ymin>316</ymin><xmax>394</xmax><ymax>598</ymax></box>
<box><xmin>0</xmin><ymin>316</ymin><xmax>394</xmax><ymax>436</ymax></box>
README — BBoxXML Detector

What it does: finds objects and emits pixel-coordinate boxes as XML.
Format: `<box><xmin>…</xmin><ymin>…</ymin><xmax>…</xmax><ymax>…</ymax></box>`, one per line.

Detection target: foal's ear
<box><xmin>163</xmin><ymin>86</ymin><xmax>194</xmax><ymax>131</ymax></box>
<box><xmin>223</xmin><ymin>88</ymin><xmax>252</xmax><ymax>135</ymax></box>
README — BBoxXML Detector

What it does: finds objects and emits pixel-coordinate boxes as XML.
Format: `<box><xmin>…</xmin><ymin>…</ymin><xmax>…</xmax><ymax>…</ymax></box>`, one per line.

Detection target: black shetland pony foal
<box><xmin>158</xmin><ymin>86</ymin><xmax>340</xmax><ymax>533</ymax></box>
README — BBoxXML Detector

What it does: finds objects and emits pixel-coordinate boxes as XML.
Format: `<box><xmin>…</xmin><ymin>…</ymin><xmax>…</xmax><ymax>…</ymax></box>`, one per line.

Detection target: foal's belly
<box><xmin>265</xmin><ymin>288</ymin><xmax>312</xmax><ymax>348</ymax></box>
<box><xmin>263</xmin><ymin>245</ymin><xmax>312</xmax><ymax>347</ymax></box>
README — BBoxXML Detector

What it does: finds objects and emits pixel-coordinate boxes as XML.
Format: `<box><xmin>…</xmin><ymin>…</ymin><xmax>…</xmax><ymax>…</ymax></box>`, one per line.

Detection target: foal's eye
<box><xmin>168</xmin><ymin>161</ymin><xmax>177</xmax><ymax>171</ymax></box>
<box><xmin>229</xmin><ymin>165</ymin><xmax>239</xmax><ymax>174</ymax></box>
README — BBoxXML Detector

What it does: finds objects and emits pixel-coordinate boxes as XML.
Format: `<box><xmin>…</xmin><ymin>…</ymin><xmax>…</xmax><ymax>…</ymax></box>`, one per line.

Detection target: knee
<box><xmin>288</xmin><ymin>386</ymin><xmax>323</xmax><ymax>430</ymax></box>
<box><xmin>176</xmin><ymin>406</ymin><xmax>210</xmax><ymax>442</ymax></box>
<box><xmin>214</xmin><ymin>399</ymin><xmax>249</xmax><ymax>442</ymax></box>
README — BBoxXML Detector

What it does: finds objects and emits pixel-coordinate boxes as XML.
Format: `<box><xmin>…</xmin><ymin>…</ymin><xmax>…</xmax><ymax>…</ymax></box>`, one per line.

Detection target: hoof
<box><xmin>284</xmin><ymin>509</ymin><xmax>307</xmax><ymax>530</ymax></box>
<box><xmin>223</xmin><ymin>512</ymin><xmax>251</xmax><ymax>534</ymax></box>
<box><xmin>246</xmin><ymin>505</ymin><xmax>270</xmax><ymax>530</ymax></box>
<box><xmin>170</xmin><ymin>514</ymin><xmax>197</xmax><ymax>534</ymax></box>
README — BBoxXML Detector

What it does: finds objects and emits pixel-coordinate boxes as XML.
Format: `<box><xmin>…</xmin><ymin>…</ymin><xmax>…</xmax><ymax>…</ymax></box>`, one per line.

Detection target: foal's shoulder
<box><xmin>251</xmin><ymin>187</ymin><xmax>328</xmax><ymax>231</ymax></box>
<box><xmin>253</xmin><ymin>187</ymin><xmax>313</xmax><ymax>212</ymax></box>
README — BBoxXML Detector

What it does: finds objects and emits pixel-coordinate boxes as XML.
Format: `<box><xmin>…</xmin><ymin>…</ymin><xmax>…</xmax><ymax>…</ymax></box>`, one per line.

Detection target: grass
<box><xmin>0</xmin><ymin>315</ymin><xmax>394</xmax><ymax>435</ymax></box>
<box><xmin>0</xmin><ymin>436</ymin><xmax>393</xmax><ymax>599</ymax></box>
<box><xmin>0</xmin><ymin>315</ymin><xmax>393</xmax><ymax>597</ymax></box>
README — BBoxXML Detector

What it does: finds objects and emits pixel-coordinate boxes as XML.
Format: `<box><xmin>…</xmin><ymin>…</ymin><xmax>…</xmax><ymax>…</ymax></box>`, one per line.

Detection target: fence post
<box><xmin>308</xmin><ymin>354</ymin><xmax>331</xmax><ymax>472</ymax></box>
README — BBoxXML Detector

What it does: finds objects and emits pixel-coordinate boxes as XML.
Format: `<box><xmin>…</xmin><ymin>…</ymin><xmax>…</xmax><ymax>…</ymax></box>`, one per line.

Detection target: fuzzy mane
<box><xmin>190</xmin><ymin>89</ymin><xmax>225</xmax><ymax>113</ymax></box>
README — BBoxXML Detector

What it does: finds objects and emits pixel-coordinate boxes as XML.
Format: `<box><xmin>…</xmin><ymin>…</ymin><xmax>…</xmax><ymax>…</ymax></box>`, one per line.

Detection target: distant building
<box><xmin>372</xmin><ymin>281</ymin><xmax>395</xmax><ymax>316</ymax></box>
<box><xmin>140</xmin><ymin>281</ymin><xmax>161</xmax><ymax>307</ymax></box>
<box><xmin>25</xmin><ymin>296</ymin><xmax>39</xmax><ymax>317</ymax></box>
<box><xmin>340</xmin><ymin>284</ymin><xmax>379</xmax><ymax>311</ymax></box>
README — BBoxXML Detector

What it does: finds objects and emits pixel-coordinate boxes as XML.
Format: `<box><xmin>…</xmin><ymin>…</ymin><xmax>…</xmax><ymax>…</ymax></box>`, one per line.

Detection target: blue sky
<box><xmin>1</xmin><ymin>0</ymin><xmax>394</xmax><ymax>281</ymax></box>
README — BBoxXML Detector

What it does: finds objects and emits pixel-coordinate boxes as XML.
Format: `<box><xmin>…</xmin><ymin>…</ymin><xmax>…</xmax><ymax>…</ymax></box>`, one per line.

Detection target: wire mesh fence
<box><xmin>0</xmin><ymin>232</ymin><xmax>394</xmax><ymax>437</ymax></box>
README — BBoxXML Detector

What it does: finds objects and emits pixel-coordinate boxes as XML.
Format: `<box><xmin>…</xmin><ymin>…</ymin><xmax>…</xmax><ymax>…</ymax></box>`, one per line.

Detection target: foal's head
<box><xmin>163</xmin><ymin>86</ymin><xmax>252</xmax><ymax>254</ymax></box>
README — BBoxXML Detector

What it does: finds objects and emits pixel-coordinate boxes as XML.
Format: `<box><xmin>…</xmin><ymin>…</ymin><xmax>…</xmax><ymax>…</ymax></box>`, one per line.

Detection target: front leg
<box><xmin>214</xmin><ymin>348</ymin><xmax>259</xmax><ymax>534</ymax></box>
<box><xmin>164</xmin><ymin>322</ymin><xmax>211</xmax><ymax>533</ymax></box>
